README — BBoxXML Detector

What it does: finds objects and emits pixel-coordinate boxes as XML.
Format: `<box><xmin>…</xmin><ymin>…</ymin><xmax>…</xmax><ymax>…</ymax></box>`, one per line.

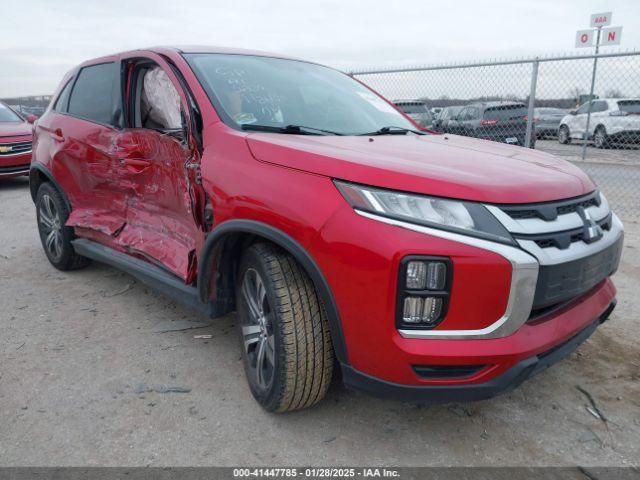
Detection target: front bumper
<box><xmin>343</xmin><ymin>300</ymin><xmax>615</xmax><ymax>402</ymax></box>
<box><xmin>0</xmin><ymin>151</ymin><xmax>31</xmax><ymax>178</ymax></box>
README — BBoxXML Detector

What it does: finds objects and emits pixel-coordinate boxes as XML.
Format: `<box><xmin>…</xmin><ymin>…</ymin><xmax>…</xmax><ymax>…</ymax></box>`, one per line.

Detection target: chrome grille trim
<box><xmin>485</xmin><ymin>193</ymin><xmax>610</xmax><ymax>235</ymax></box>
<box><xmin>0</xmin><ymin>140</ymin><xmax>33</xmax><ymax>156</ymax></box>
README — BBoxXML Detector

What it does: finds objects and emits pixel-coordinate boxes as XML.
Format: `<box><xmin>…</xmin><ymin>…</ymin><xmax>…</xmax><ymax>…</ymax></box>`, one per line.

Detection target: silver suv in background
<box><xmin>534</xmin><ymin>107</ymin><xmax>568</xmax><ymax>139</ymax></box>
<box><xmin>558</xmin><ymin>98</ymin><xmax>640</xmax><ymax>148</ymax></box>
<box><xmin>392</xmin><ymin>100</ymin><xmax>434</xmax><ymax>129</ymax></box>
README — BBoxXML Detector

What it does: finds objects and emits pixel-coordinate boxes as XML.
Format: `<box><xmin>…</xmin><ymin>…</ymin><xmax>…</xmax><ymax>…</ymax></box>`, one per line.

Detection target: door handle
<box><xmin>43</xmin><ymin>127</ymin><xmax>65</xmax><ymax>142</ymax></box>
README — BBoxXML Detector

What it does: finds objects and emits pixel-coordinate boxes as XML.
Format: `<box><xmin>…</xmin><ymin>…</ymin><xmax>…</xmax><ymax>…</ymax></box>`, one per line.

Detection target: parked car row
<box><xmin>393</xmin><ymin>97</ymin><xmax>640</xmax><ymax>149</ymax></box>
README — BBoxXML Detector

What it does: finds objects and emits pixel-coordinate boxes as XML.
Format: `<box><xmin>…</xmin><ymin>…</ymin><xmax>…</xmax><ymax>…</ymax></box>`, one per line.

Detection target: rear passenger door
<box><xmin>38</xmin><ymin>59</ymin><xmax>129</xmax><ymax>238</ymax></box>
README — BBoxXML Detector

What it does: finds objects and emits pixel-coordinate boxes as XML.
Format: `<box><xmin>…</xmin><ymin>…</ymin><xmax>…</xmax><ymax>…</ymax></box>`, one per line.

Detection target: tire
<box><xmin>36</xmin><ymin>182</ymin><xmax>90</xmax><ymax>271</ymax></box>
<box><xmin>594</xmin><ymin>126</ymin><xmax>610</xmax><ymax>149</ymax></box>
<box><xmin>236</xmin><ymin>243</ymin><xmax>334</xmax><ymax>412</ymax></box>
<box><xmin>558</xmin><ymin>125</ymin><xmax>571</xmax><ymax>144</ymax></box>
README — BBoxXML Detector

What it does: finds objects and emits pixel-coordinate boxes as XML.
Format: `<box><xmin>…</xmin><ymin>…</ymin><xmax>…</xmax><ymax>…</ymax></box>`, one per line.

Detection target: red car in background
<box><xmin>29</xmin><ymin>47</ymin><xmax>623</xmax><ymax>412</ymax></box>
<box><xmin>0</xmin><ymin>101</ymin><xmax>36</xmax><ymax>178</ymax></box>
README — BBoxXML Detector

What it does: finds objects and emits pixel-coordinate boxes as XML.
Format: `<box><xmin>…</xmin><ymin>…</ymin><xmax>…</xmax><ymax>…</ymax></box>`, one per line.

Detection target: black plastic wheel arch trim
<box><xmin>29</xmin><ymin>163</ymin><xmax>72</xmax><ymax>212</ymax></box>
<box><xmin>198</xmin><ymin>219</ymin><xmax>349</xmax><ymax>364</ymax></box>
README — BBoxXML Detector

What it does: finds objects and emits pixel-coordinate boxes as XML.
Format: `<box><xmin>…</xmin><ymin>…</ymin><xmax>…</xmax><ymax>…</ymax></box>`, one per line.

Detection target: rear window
<box><xmin>0</xmin><ymin>103</ymin><xmax>22</xmax><ymax>122</ymax></box>
<box><xmin>617</xmin><ymin>100</ymin><xmax>640</xmax><ymax>114</ymax></box>
<box><xmin>397</xmin><ymin>103</ymin><xmax>429</xmax><ymax>114</ymax></box>
<box><xmin>68</xmin><ymin>62</ymin><xmax>118</xmax><ymax>125</ymax></box>
<box><xmin>483</xmin><ymin>104</ymin><xmax>527</xmax><ymax>120</ymax></box>
<box><xmin>53</xmin><ymin>79</ymin><xmax>74</xmax><ymax>113</ymax></box>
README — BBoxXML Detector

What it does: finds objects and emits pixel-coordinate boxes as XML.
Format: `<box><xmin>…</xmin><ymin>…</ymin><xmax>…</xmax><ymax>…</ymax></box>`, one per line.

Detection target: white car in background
<box><xmin>558</xmin><ymin>98</ymin><xmax>640</xmax><ymax>148</ymax></box>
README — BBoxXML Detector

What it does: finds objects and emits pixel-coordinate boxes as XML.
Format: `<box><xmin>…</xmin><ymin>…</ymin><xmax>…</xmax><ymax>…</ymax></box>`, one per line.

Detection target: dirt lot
<box><xmin>0</xmin><ymin>176</ymin><xmax>639</xmax><ymax>467</ymax></box>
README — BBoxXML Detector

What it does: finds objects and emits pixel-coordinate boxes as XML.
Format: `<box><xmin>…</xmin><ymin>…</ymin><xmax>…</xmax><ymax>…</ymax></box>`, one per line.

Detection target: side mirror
<box><xmin>569</xmin><ymin>109</ymin><xmax>577</xmax><ymax>115</ymax></box>
<box><xmin>26</xmin><ymin>114</ymin><xmax>38</xmax><ymax>124</ymax></box>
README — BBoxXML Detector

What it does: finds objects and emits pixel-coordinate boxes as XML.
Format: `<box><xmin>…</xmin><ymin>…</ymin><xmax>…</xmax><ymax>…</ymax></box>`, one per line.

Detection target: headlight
<box><xmin>335</xmin><ymin>181</ymin><xmax>515</xmax><ymax>245</ymax></box>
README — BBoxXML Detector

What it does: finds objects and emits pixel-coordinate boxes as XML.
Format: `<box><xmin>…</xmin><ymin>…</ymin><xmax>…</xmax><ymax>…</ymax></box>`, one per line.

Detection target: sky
<box><xmin>1</xmin><ymin>0</ymin><xmax>639</xmax><ymax>98</ymax></box>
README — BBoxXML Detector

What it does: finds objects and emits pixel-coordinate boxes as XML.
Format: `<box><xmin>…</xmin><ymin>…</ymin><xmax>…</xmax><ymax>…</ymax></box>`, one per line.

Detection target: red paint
<box><xmin>0</xmin><ymin>101</ymin><xmax>33</xmax><ymax>177</ymax></box>
<box><xmin>32</xmin><ymin>47</ymin><xmax>615</xmax><ymax>389</ymax></box>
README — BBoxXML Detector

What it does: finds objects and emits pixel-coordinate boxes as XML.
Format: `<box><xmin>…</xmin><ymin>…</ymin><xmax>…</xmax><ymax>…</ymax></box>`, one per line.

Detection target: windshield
<box><xmin>185</xmin><ymin>54</ymin><xmax>416</xmax><ymax>135</ymax></box>
<box><xmin>618</xmin><ymin>100</ymin><xmax>640</xmax><ymax>114</ymax></box>
<box><xmin>0</xmin><ymin>103</ymin><xmax>22</xmax><ymax>122</ymax></box>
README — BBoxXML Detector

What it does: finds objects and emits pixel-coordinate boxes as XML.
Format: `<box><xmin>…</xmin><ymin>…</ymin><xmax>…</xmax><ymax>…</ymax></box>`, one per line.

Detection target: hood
<box><xmin>245</xmin><ymin>133</ymin><xmax>595</xmax><ymax>204</ymax></box>
<box><xmin>0</xmin><ymin>121</ymin><xmax>32</xmax><ymax>138</ymax></box>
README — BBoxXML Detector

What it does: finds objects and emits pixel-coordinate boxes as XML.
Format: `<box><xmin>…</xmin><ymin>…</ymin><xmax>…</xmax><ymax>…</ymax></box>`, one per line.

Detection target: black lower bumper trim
<box><xmin>0</xmin><ymin>164</ymin><xmax>30</xmax><ymax>176</ymax></box>
<box><xmin>342</xmin><ymin>300</ymin><xmax>615</xmax><ymax>403</ymax></box>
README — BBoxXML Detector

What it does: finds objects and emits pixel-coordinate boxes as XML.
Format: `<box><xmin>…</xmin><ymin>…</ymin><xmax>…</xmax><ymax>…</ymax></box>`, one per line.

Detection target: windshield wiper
<box><xmin>241</xmin><ymin>124</ymin><xmax>342</xmax><ymax>136</ymax></box>
<box><xmin>359</xmin><ymin>126</ymin><xmax>425</xmax><ymax>136</ymax></box>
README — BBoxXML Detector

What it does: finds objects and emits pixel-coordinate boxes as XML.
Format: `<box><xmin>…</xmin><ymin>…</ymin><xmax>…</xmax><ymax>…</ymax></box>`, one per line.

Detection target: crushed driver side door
<box><xmin>113</xmin><ymin>53</ymin><xmax>207</xmax><ymax>283</ymax></box>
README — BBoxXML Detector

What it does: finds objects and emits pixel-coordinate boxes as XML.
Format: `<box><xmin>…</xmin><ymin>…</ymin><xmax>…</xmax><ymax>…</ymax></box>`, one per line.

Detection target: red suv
<box><xmin>1</xmin><ymin>101</ymin><xmax>36</xmax><ymax>178</ymax></box>
<box><xmin>30</xmin><ymin>47</ymin><xmax>623</xmax><ymax>412</ymax></box>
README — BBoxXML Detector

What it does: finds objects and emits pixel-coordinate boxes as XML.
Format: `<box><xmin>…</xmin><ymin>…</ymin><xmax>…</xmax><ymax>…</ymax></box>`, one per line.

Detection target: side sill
<box><xmin>72</xmin><ymin>238</ymin><xmax>216</xmax><ymax>317</ymax></box>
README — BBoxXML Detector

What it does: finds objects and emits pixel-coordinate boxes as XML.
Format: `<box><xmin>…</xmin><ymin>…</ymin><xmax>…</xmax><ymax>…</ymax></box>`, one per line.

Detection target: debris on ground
<box><xmin>448</xmin><ymin>405</ymin><xmax>474</xmax><ymax>418</ymax></box>
<box><xmin>103</xmin><ymin>282</ymin><xmax>135</xmax><ymax>298</ymax></box>
<box><xmin>576</xmin><ymin>385</ymin><xmax>608</xmax><ymax>423</ymax></box>
<box><xmin>134</xmin><ymin>383</ymin><xmax>192</xmax><ymax>394</ymax></box>
<box><xmin>154</xmin><ymin>320</ymin><xmax>211</xmax><ymax>333</ymax></box>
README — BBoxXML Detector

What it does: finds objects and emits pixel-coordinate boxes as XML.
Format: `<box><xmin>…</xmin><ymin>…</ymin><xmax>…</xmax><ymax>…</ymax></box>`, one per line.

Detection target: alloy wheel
<box><xmin>241</xmin><ymin>268</ymin><xmax>276</xmax><ymax>391</ymax></box>
<box><xmin>39</xmin><ymin>194</ymin><xmax>64</xmax><ymax>261</ymax></box>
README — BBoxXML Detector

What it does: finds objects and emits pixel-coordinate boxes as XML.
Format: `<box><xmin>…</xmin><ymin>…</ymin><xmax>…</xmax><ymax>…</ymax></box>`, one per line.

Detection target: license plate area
<box><xmin>532</xmin><ymin>237</ymin><xmax>623</xmax><ymax>309</ymax></box>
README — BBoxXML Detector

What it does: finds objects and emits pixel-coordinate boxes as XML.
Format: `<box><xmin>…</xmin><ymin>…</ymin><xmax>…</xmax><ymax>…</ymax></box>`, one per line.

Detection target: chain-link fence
<box><xmin>350</xmin><ymin>51</ymin><xmax>640</xmax><ymax>221</ymax></box>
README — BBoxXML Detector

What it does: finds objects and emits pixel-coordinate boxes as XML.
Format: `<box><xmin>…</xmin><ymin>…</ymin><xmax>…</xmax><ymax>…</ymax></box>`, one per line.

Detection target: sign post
<box><xmin>576</xmin><ymin>12</ymin><xmax>622</xmax><ymax>159</ymax></box>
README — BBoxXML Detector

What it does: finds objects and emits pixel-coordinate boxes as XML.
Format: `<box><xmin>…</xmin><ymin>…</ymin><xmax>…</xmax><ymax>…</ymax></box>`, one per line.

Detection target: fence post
<box><xmin>524</xmin><ymin>58</ymin><xmax>539</xmax><ymax>149</ymax></box>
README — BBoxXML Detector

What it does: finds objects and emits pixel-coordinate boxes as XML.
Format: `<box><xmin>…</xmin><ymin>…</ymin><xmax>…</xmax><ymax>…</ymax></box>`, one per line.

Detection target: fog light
<box><xmin>406</xmin><ymin>261</ymin><xmax>447</xmax><ymax>290</ymax></box>
<box><xmin>426</xmin><ymin>262</ymin><xmax>446</xmax><ymax>290</ymax></box>
<box><xmin>406</xmin><ymin>261</ymin><xmax>427</xmax><ymax>289</ymax></box>
<box><xmin>403</xmin><ymin>296</ymin><xmax>443</xmax><ymax>324</ymax></box>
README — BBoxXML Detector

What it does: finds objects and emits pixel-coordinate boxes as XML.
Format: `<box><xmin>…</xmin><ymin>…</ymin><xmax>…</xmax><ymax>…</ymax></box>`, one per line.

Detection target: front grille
<box><xmin>532</xmin><ymin>237</ymin><xmax>623</xmax><ymax>309</ymax></box>
<box><xmin>490</xmin><ymin>190</ymin><xmax>621</xmax><ymax>319</ymax></box>
<box><xmin>500</xmin><ymin>191</ymin><xmax>601</xmax><ymax>221</ymax></box>
<box><xmin>0</xmin><ymin>141</ymin><xmax>32</xmax><ymax>155</ymax></box>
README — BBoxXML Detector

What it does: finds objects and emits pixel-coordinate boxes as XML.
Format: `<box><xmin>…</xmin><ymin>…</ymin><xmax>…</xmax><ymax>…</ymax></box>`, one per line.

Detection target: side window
<box><xmin>68</xmin><ymin>63</ymin><xmax>118</xmax><ymax>125</ymax></box>
<box><xmin>576</xmin><ymin>102</ymin><xmax>592</xmax><ymax>115</ymax></box>
<box><xmin>461</xmin><ymin>108</ymin><xmax>476</xmax><ymax>121</ymax></box>
<box><xmin>456</xmin><ymin>108</ymin><xmax>469</xmax><ymax>120</ymax></box>
<box><xmin>53</xmin><ymin>79</ymin><xmax>74</xmax><ymax>113</ymax></box>
<box><xmin>592</xmin><ymin>101</ymin><xmax>608</xmax><ymax>113</ymax></box>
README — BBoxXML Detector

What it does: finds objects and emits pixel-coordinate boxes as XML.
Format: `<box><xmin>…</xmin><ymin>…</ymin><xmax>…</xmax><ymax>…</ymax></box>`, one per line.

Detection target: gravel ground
<box><xmin>0</xmin><ymin>176</ymin><xmax>639</xmax><ymax>467</ymax></box>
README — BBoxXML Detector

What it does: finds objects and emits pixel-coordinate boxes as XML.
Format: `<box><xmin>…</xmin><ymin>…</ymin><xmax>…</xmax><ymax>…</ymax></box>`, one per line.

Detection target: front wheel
<box><xmin>236</xmin><ymin>243</ymin><xmax>334</xmax><ymax>412</ymax></box>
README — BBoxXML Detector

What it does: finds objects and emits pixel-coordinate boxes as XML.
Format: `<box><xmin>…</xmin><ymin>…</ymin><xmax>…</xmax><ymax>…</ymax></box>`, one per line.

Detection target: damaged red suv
<box><xmin>0</xmin><ymin>101</ymin><xmax>36</xmax><ymax>178</ymax></box>
<box><xmin>30</xmin><ymin>47</ymin><xmax>623</xmax><ymax>412</ymax></box>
